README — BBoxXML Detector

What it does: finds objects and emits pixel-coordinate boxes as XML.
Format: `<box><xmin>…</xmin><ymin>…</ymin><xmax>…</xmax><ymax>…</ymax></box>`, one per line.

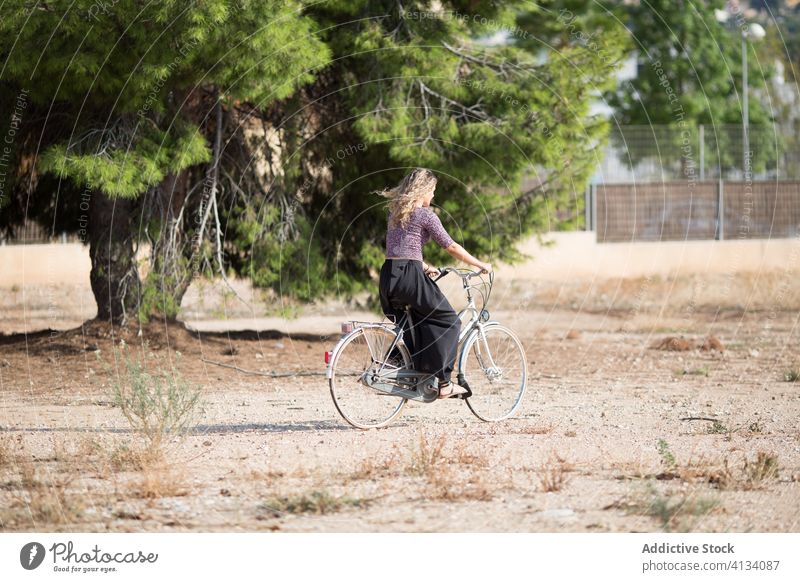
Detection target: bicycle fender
<box><xmin>456</xmin><ymin>321</ymin><xmax>501</xmax><ymax>375</ymax></box>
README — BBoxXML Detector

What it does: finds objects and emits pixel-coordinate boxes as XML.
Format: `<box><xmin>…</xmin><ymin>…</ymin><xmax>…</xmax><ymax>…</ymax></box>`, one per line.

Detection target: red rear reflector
<box><xmin>324</xmin><ymin>351</ymin><xmax>332</xmax><ymax>364</ymax></box>
<box><xmin>341</xmin><ymin>322</ymin><xmax>353</xmax><ymax>333</ymax></box>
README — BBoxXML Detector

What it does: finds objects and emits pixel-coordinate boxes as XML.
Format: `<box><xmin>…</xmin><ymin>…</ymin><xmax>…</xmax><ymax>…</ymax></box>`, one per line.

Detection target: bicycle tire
<box><xmin>329</xmin><ymin>326</ymin><xmax>411</xmax><ymax>429</ymax></box>
<box><xmin>461</xmin><ymin>324</ymin><xmax>527</xmax><ymax>422</ymax></box>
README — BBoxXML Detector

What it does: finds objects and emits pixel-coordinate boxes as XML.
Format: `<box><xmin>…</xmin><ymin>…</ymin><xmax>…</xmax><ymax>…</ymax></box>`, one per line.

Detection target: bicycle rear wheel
<box><xmin>461</xmin><ymin>325</ymin><xmax>527</xmax><ymax>422</ymax></box>
<box><xmin>329</xmin><ymin>326</ymin><xmax>411</xmax><ymax>429</ymax></box>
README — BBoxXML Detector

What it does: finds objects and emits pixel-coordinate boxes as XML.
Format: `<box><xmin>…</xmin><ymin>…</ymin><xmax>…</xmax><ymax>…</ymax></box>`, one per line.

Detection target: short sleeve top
<box><xmin>385</xmin><ymin>207</ymin><xmax>455</xmax><ymax>261</ymax></box>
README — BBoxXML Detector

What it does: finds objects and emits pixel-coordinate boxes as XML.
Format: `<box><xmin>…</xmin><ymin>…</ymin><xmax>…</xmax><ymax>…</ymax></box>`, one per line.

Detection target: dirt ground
<box><xmin>1</xmin><ymin>277</ymin><xmax>799</xmax><ymax>532</ymax></box>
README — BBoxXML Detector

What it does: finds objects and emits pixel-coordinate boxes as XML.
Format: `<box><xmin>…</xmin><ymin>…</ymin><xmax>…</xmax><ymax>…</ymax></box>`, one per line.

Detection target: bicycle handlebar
<box><xmin>433</xmin><ymin>266</ymin><xmax>490</xmax><ymax>283</ymax></box>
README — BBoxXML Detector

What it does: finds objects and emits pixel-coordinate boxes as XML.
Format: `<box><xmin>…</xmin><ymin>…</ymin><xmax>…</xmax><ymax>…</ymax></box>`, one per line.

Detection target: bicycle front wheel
<box><xmin>461</xmin><ymin>325</ymin><xmax>527</xmax><ymax>422</ymax></box>
<box><xmin>329</xmin><ymin>326</ymin><xmax>411</xmax><ymax>429</ymax></box>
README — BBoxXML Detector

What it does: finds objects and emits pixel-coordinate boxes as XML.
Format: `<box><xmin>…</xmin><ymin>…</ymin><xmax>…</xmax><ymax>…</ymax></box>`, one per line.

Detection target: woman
<box><xmin>378</xmin><ymin>168</ymin><xmax>492</xmax><ymax>398</ymax></box>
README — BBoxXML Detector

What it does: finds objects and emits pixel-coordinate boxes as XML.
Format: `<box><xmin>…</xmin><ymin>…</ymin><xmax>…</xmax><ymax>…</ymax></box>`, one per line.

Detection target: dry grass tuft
<box><xmin>514</xmin><ymin>424</ymin><xmax>554</xmax><ymax>436</ymax></box>
<box><xmin>1</xmin><ymin>451</ymin><xmax>86</xmax><ymax>529</ymax></box>
<box><xmin>405</xmin><ymin>432</ymin><xmax>505</xmax><ymax>501</ymax></box>
<box><xmin>742</xmin><ymin>452</ymin><xmax>779</xmax><ymax>487</ymax></box>
<box><xmin>651</xmin><ymin>336</ymin><xmax>694</xmax><ymax>351</ymax></box>
<box><xmin>130</xmin><ymin>460</ymin><xmax>189</xmax><ymax>500</ymax></box>
<box><xmin>348</xmin><ymin>452</ymin><xmax>403</xmax><ymax>481</ymax></box>
<box><xmin>700</xmin><ymin>335</ymin><xmax>724</xmax><ymax>352</ymax></box>
<box><xmin>538</xmin><ymin>452</ymin><xmax>573</xmax><ymax>492</ymax></box>
<box><xmin>409</xmin><ymin>431</ymin><xmax>446</xmax><ymax>477</ymax></box>
<box><xmin>648</xmin><ymin>449</ymin><xmax>781</xmax><ymax>492</ymax></box>
<box><xmin>0</xmin><ymin>435</ymin><xmax>11</xmax><ymax>468</ymax></box>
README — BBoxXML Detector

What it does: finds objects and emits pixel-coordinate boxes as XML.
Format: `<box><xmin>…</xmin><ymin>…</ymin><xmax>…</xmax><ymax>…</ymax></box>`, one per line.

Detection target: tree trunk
<box><xmin>89</xmin><ymin>191</ymin><xmax>140</xmax><ymax>324</ymax></box>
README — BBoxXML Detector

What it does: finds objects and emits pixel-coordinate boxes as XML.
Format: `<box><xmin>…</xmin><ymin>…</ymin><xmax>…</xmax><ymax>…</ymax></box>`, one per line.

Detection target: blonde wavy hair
<box><xmin>377</xmin><ymin>168</ymin><xmax>437</xmax><ymax>228</ymax></box>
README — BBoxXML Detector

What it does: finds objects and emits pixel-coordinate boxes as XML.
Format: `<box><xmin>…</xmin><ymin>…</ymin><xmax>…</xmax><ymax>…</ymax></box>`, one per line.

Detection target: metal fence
<box><xmin>0</xmin><ymin>220</ymin><xmax>74</xmax><ymax>245</ymax></box>
<box><xmin>597</xmin><ymin>124</ymin><xmax>800</xmax><ymax>183</ymax></box>
<box><xmin>587</xmin><ymin>180</ymin><xmax>800</xmax><ymax>242</ymax></box>
<box><xmin>586</xmin><ymin>124</ymin><xmax>800</xmax><ymax>242</ymax></box>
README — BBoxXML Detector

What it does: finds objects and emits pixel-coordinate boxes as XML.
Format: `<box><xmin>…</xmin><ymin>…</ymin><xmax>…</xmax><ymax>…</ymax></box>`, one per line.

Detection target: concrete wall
<box><xmin>511</xmin><ymin>231</ymin><xmax>800</xmax><ymax>280</ymax></box>
<box><xmin>1</xmin><ymin>243</ymin><xmax>91</xmax><ymax>286</ymax></box>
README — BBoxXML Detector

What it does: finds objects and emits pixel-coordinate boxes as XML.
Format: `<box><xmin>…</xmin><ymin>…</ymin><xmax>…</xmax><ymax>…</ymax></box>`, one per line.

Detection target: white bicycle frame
<box><xmin>325</xmin><ymin>269</ymin><xmax>499</xmax><ymax>382</ymax></box>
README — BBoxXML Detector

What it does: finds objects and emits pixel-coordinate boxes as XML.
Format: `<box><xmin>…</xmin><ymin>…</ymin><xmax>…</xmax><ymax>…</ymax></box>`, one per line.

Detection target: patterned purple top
<box><xmin>385</xmin><ymin>207</ymin><xmax>455</xmax><ymax>260</ymax></box>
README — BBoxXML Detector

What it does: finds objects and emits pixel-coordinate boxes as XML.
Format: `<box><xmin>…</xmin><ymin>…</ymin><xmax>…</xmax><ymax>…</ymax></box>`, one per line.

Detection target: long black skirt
<box><xmin>379</xmin><ymin>259</ymin><xmax>460</xmax><ymax>383</ymax></box>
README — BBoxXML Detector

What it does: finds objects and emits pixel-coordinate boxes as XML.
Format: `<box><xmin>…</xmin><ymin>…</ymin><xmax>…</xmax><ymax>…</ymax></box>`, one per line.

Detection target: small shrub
<box><xmin>707</xmin><ymin>420</ymin><xmax>728</xmax><ymax>435</ymax></box>
<box><xmin>110</xmin><ymin>350</ymin><xmax>203</xmax><ymax>454</ymax></box>
<box><xmin>637</xmin><ymin>483</ymin><xmax>718</xmax><ymax>532</ymax></box>
<box><xmin>783</xmin><ymin>369</ymin><xmax>800</xmax><ymax>382</ymax></box>
<box><xmin>656</xmin><ymin>440</ymin><xmax>677</xmax><ymax>471</ymax></box>
<box><xmin>260</xmin><ymin>491</ymin><xmax>365</xmax><ymax>516</ymax></box>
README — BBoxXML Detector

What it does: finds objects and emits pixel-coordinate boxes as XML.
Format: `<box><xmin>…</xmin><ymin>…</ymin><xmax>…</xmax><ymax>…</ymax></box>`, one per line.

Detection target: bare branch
<box><xmin>201</xmin><ymin>358</ymin><xmax>326</xmax><ymax>377</ymax></box>
<box><xmin>441</xmin><ymin>41</ymin><xmax>535</xmax><ymax>80</ymax></box>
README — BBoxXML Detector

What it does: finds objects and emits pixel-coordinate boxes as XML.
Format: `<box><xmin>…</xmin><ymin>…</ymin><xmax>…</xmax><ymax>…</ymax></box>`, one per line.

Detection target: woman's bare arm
<box><xmin>445</xmin><ymin>242</ymin><xmax>492</xmax><ymax>273</ymax></box>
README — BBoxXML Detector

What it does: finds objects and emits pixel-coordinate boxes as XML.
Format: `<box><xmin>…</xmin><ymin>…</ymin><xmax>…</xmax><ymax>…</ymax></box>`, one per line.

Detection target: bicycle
<box><xmin>325</xmin><ymin>267</ymin><xmax>528</xmax><ymax>429</ymax></box>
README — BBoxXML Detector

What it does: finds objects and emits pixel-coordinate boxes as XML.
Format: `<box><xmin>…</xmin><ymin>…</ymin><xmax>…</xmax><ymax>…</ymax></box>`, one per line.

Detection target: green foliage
<box><xmin>783</xmin><ymin>368</ymin><xmax>800</xmax><ymax>382</ymax></box>
<box><xmin>229</xmin><ymin>207</ymin><xmax>331</xmax><ymax>301</ymax></box>
<box><xmin>606</xmin><ymin>0</ymin><xmax>777</xmax><ymax>172</ymax></box>
<box><xmin>0</xmin><ymin>0</ymin><xmax>329</xmax><ymax>201</ymax></box>
<box><xmin>138</xmin><ymin>258</ymin><xmax>190</xmax><ymax>323</ymax></box>
<box><xmin>40</xmin><ymin>125</ymin><xmax>210</xmax><ymax>199</ymax></box>
<box><xmin>633</xmin><ymin>482</ymin><xmax>719</xmax><ymax>532</ymax></box>
<box><xmin>2</xmin><ymin>1</ymin><xmax>627</xmax><ymax>314</ymax></box>
<box><xmin>609</xmin><ymin>0</ymin><xmax>739</xmax><ymax>123</ymax></box>
<box><xmin>656</xmin><ymin>439</ymin><xmax>677</xmax><ymax>470</ymax></box>
<box><xmin>0</xmin><ymin>0</ymin><xmax>330</xmax><ymax>319</ymax></box>
<box><xmin>260</xmin><ymin>490</ymin><xmax>367</xmax><ymax>515</ymax></box>
<box><xmin>270</xmin><ymin>0</ymin><xmax>627</xmax><ymax>304</ymax></box>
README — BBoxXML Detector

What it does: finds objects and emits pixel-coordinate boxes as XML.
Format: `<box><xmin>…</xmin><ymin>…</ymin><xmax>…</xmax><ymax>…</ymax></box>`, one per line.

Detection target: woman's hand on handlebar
<box><xmin>478</xmin><ymin>262</ymin><xmax>492</xmax><ymax>274</ymax></box>
<box><xmin>425</xmin><ymin>265</ymin><xmax>441</xmax><ymax>278</ymax></box>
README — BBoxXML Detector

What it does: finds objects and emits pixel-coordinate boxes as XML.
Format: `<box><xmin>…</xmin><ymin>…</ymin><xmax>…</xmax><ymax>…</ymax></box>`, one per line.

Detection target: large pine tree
<box><xmin>225</xmin><ymin>1</ymin><xmax>627</xmax><ymax>304</ymax></box>
<box><xmin>2</xmin><ymin>1</ymin><xmax>626</xmax><ymax>322</ymax></box>
<box><xmin>0</xmin><ymin>0</ymin><xmax>328</xmax><ymax>323</ymax></box>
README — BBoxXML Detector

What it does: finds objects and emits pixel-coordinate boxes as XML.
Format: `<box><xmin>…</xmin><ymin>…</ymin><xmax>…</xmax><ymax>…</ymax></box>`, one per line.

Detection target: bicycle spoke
<box><xmin>462</xmin><ymin>325</ymin><xmax>527</xmax><ymax>421</ymax></box>
<box><xmin>329</xmin><ymin>327</ymin><xmax>411</xmax><ymax>429</ymax></box>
